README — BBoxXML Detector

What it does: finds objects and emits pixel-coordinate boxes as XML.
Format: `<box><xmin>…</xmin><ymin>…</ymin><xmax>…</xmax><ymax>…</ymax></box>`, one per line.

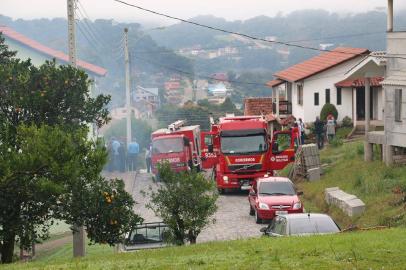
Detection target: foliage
<box><xmin>0</xmin><ymin>33</ymin><xmax>16</xmax><ymax>64</ymax></box>
<box><xmin>146</xmin><ymin>164</ymin><xmax>218</xmax><ymax>245</ymax></box>
<box><xmin>320</xmin><ymin>103</ymin><xmax>338</xmax><ymax>121</ymax></box>
<box><xmin>6</xmin><ymin>229</ymin><xmax>406</xmax><ymax>270</ymax></box>
<box><xmin>103</xmin><ymin>117</ymin><xmax>153</xmax><ymax>150</ymax></box>
<box><xmin>0</xmin><ymin>39</ymin><xmax>138</xmax><ymax>263</ymax></box>
<box><xmin>341</xmin><ymin>116</ymin><xmax>353</xmax><ymax>128</ymax></box>
<box><xmin>329</xmin><ymin>137</ymin><xmax>343</xmax><ymax>148</ymax></box>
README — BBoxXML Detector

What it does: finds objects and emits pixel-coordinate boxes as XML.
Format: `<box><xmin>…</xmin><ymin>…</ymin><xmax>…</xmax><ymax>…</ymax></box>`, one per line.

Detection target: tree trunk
<box><xmin>188</xmin><ymin>230</ymin><xmax>197</xmax><ymax>244</ymax></box>
<box><xmin>1</xmin><ymin>232</ymin><xmax>16</xmax><ymax>264</ymax></box>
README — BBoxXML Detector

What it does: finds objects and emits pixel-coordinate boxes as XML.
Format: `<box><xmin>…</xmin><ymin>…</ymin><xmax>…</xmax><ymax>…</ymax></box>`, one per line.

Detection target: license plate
<box><xmin>241</xmin><ymin>185</ymin><xmax>251</xmax><ymax>190</ymax></box>
<box><xmin>275</xmin><ymin>211</ymin><xmax>288</xmax><ymax>215</ymax></box>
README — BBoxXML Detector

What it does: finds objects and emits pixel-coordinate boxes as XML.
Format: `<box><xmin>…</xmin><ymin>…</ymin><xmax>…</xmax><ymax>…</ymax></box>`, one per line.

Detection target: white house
<box><xmin>268</xmin><ymin>47</ymin><xmax>385</xmax><ymax>124</ymax></box>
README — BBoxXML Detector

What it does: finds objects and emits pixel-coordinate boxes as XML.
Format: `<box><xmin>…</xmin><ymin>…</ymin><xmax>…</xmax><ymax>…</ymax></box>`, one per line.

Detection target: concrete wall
<box><xmin>385</xmin><ymin>32</ymin><xmax>406</xmax><ymax>148</ymax></box>
<box><xmin>385</xmin><ymin>85</ymin><xmax>406</xmax><ymax>147</ymax></box>
<box><xmin>290</xmin><ymin>57</ymin><xmax>363</xmax><ymax>123</ymax></box>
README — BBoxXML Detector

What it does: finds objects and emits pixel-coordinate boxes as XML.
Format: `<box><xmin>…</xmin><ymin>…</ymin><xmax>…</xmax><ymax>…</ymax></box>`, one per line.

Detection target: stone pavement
<box><xmin>105</xmin><ymin>171</ymin><xmax>264</xmax><ymax>243</ymax></box>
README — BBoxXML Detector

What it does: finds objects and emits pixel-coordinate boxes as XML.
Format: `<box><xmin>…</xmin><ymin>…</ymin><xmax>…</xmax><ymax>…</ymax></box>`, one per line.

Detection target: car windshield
<box><xmin>221</xmin><ymin>134</ymin><xmax>266</xmax><ymax>154</ymax></box>
<box><xmin>259</xmin><ymin>181</ymin><xmax>295</xmax><ymax>196</ymax></box>
<box><xmin>152</xmin><ymin>138</ymin><xmax>183</xmax><ymax>154</ymax></box>
<box><xmin>289</xmin><ymin>216</ymin><xmax>340</xmax><ymax>235</ymax></box>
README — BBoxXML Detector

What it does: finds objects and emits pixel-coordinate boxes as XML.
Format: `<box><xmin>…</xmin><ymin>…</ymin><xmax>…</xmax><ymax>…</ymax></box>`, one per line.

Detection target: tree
<box><xmin>146</xmin><ymin>164</ymin><xmax>218</xmax><ymax>245</ymax></box>
<box><xmin>0</xmin><ymin>38</ymin><xmax>140</xmax><ymax>263</ymax></box>
<box><xmin>0</xmin><ymin>33</ymin><xmax>16</xmax><ymax>64</ymax></box>
<box><xmin>320</xmin><ymin>103</ymin><xmax>338</xmax><ymax>121</ymax></box>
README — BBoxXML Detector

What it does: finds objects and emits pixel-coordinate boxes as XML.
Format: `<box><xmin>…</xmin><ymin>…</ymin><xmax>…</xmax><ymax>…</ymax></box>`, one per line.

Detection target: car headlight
<box><xmin>223</xmin><ymin>176</ymin><xmax>229</xmax><ymax>182</ymax></box>
<box><xmin>293</xmin><ymin>202</ymin><xmax>302</xmax><ymax>210</ymax></box>
<box><xmin>259</xmin><ymin>202</ymin><xmax>269</xmax><ymax>210</ymax></box>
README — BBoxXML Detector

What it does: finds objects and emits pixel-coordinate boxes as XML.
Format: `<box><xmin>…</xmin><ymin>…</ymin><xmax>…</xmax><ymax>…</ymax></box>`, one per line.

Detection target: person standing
<box><xmin>298</xmin><ymin>118</ymin><xmax>305</xmax><ymax>145</ymax></box>
<box><xmin>314</xmin><ymin>116</ymin><xmax>325</xmax><ymax>150</ymax></box>
<box><xmin>127</xmin><ymin>138</ymin><xmax>140</xmax><ymax>172</ymax></box>
<box><xmin>111</xmin><ymin>138</ymin><xmax>121</xmax><ymax>171</ymax></box>
<box><xmin>292</xmin><ymin>123</ymin><xmax>300</xmax><ymax>148</ymax></box>
<box><xmin>145</xmin><ymin>145</ymin><xmax>152</xmax><ymax>173</ymax></box>
<box><xmin>326</xmin><ymin>115</ymin><xmax>336</xmax><ymax>142</ymax></box>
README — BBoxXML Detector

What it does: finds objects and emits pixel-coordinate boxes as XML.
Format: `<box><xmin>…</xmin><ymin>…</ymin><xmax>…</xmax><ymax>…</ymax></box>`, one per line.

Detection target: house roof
<box><xmin>335</xmin><ymin>77</ymin><xmax>384</xmax><ymax>88</ymax></box>
<box><xmin>0</xmin><ymin>26</ymin><xmax>107</xmax><ymax>76</ymax></box>
<box><xmin>266</xmin><ymin>79</ymin><xmax>284</xmax><ymax>88</ymax></box>
<box><xmin>274</xmin><ymin>47</ymin><xmax>369</xmax><ymax>82</ymax></box>
<box><xmin>244</xmin><ymin>97</ymin><xmax>273</xmax><ymax>116</ymax></box>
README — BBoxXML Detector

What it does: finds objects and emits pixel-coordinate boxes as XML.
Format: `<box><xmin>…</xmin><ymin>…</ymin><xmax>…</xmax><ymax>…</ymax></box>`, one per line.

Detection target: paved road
<box><xmin>108</xmin><ymin>171</ymin><xmax>264</xmax><ymax>243</ymax></box>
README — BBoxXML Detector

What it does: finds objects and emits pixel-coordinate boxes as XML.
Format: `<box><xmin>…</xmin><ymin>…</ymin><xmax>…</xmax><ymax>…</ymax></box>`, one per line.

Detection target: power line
<box><xmin>112</xmin><ymin>0</ymin><xmax>406</xmax><ymax>60</ymax></box>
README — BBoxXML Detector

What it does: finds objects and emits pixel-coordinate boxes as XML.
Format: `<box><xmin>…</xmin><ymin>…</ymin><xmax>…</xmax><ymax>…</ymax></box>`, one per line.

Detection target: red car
<box><xmin>248</xmin><ymin>177</ymin><xmax>304</xmax><ymax>224</ymax></box>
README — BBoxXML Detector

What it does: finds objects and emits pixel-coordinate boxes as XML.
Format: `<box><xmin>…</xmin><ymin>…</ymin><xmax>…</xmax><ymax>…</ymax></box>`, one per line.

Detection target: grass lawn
<box><xmin>294</xmin><ymin>140</ymin><xmax>406</xmax><ymax>228</ymax></box>
<box><xmin>2</xmin><ymin>229</ymin><xmax>406</xmax><ymax>270</ymax></box>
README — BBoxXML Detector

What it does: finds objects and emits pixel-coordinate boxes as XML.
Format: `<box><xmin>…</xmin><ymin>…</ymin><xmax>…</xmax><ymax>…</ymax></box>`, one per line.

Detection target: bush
<box><xmin>330</xmin><ymin>137</ymin><xmax>343</xmax><ymax>148</ymax></box>
<box><xmin>320</xmin><ymin>103</ymin><xmax>338</xmax><ymax>121</ymax></box>
<box><xmin>341</xmin><ymin>116</ymin><xmax>353</xmax><ymax>127</ymax></box>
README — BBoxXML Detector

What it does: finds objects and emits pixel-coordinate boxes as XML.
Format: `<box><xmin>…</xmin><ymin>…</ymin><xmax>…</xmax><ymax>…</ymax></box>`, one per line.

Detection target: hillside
<box><xmin>3</xmin><ymin>229</ymin><xmax>406</xmax><ymax>269</ymax></box>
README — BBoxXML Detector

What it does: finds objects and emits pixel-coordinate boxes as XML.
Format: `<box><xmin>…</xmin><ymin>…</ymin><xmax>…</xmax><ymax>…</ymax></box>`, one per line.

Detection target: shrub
<box><xmin>320</xmin><ymin>103</ymin><xmax>338</xmax><ymax>121</ymax></box>
<box><xmin>330</xmin><ymin>137</ymin><xmax>343</xmax><ymax>148</ymax></box>
<box><xmin>356</xmin><ymin>144</ymin><xmax>364</xmax><ymax>156</ymax></box>
<box><xmin>341</xmin><ymin>116</ymin><xmax>353</xmax><ymax>127</ymax></box>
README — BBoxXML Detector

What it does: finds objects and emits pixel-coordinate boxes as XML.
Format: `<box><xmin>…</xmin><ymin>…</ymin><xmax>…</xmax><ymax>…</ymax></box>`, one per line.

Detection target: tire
<box><xmin>255</xmin><ymin>209</ymin><xmax>262</xmax><ymax>224</ymax></box>
<box><xmin>218</xmin><ymin>188</ymin><xmax>225</xmax><ymax>195</ymax></box>
<box><xmin>249</xmin><ymin>205</ymin><xmax>255</xmax><ymax>216</ymax></box>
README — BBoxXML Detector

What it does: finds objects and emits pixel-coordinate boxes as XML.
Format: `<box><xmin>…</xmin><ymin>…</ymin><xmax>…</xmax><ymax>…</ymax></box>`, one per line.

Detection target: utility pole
<box><xmin>124</xmin><ymin>28</ymin><xmax>132</xmax><ymax>146</ymax></box>
<box><xmin>67</xmin><ymin>0</ymin><xmax>85</xmax><ymax>258</ymax></box>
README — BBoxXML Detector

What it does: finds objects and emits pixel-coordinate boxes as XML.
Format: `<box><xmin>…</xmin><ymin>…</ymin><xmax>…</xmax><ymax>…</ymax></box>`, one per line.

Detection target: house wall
<box><xmin>385</xmin><ymin>32</ymin><xmax>406</xmax><ymax>148</ymax></box>
<box><xmin>290</xmin><ymin>57</ymin><xmax>363</xmax><ymax>123</ymax></box>
<box><xmin>385</xmin><ymin>85</ymin><xmax>406</xmax><ymax>147</ymax></box>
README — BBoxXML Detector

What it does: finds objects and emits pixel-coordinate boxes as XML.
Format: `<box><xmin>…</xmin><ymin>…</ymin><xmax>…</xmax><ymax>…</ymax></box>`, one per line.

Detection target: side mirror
<box><xmin>297</xmin><ymin>191</ymin><xmax>304</xmax><ymax>196</ymax></box>
<box><xmin>208</xmin><ymin>144</ymin><xmax>214</xmax><ymax>153</ymax></box>
<box><xmin>272</xmin><ymin>142</ymin><xmax>279</xmax><ymax>153</ymax></box>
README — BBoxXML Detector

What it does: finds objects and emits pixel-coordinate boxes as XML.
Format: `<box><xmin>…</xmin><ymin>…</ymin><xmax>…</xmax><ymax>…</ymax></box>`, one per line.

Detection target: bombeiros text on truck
<box><xmin>200</xmin><ymin>114</ymin><xmax>296</xmax><ymax>193</ymax></box>
<box><xmin>151</xmin><ymin>120</ymin><xmax>202</xmax><ymax>175</ymax></box>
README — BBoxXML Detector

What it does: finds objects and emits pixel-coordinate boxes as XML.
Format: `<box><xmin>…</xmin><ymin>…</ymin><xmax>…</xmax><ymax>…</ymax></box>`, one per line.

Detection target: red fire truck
<box><xmin>151</xmin><ymin>120</ymin><xmax>202</xmax><ymax>174</ymax></box>
<box><xmin>200</xmin><ymin>115</ymin><xmax>295</xmax><ymax>193</ymax></box>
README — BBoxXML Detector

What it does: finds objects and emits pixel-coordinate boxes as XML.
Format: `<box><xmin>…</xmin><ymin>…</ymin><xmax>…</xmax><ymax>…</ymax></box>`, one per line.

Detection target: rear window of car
<box><xmin>289</xmin><ymin>216</ymin><xmax>340</xmax><ymax>235</ymax></box>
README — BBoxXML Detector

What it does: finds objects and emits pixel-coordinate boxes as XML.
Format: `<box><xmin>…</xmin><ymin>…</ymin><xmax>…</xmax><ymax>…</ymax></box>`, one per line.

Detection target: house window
<box><xmin>325</xmin><ymin>88</ymin><xmax>330</xmax><ymax>104</ymax></box>
<box><xmin>314</xmin><ymin>92</ymin><xmax>319</xmax><ymax>106</ymax></box>
<box><xmin>337</xmin><ymin>88</ymin><xmax>342</xmax><ymax>105</ymax></box>
<box><xmin>297</xmin><ymin>84</ymin><xmax>303</xmax><ymax>105</ymax></box>
<box><xmin>395</xmin><ymin>89</ymin><xmax>402</xmax><ymax>122</ymax></box>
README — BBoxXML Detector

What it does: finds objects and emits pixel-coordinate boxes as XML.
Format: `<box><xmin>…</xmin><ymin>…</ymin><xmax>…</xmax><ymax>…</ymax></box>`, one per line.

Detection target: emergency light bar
<box><xmin>168</xmin><ymin>120</ymin><xmax>186</xmax><ymax>132</ymax></box>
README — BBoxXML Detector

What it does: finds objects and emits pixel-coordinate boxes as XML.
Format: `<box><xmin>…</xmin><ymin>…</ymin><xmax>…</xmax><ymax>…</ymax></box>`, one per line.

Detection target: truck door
<box><xmin>269</xmin><ymin>130</ymin><xmax>295</xmax><ymax>171</ymax></box>
<box><xmin>200</xmin><ymin>131</ymin><xmax>219</xmax><ymax>169</ymax></box>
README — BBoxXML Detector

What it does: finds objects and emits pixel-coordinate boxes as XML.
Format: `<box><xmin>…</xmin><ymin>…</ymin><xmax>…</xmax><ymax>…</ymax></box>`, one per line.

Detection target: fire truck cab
<box><xmin>201</xmin><ymin>116</ymin><xmax>295</xmax><ymax>193</ymax></box>
<box><xmin>151</xmin><ymin>120</ymin><xmax>202</xmax><ymax>174</ymax></box>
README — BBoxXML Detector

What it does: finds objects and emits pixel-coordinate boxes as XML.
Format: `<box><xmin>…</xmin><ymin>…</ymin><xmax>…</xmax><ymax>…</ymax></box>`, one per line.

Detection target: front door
<box><xmin>356</xmin><ymin>87</ymin><xmax>374</xmax><ymax>120</ymax></box>
<box><xmin>270</xmin><ymin>130</ymin><xmax>295</xmax><ymax>171</ymax></box>
<box><xmin>200</xmin><ymin>131</ymin><xmax>219</xmax><ymax>169</ymax></box>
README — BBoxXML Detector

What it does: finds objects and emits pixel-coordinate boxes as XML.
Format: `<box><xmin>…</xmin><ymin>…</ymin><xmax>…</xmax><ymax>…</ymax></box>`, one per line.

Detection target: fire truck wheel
<box><xmin>255</xmin><ymin>209</ymin><xmax>262</xmax><ymax>224</ymax></box>
<box><xmin>217</xmin><ymin>188</ymin><xmax>225</xmax><ymax>194</ymax></box>
<box><xmin>249</xmin><ymin>206</ymin><xmax>255</xmax><ymax>216</ymax></box>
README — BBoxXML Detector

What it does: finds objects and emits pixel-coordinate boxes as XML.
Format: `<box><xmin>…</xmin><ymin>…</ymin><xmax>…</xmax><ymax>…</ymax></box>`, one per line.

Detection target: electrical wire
<box><xmin>112</xmin><ymin>0</ymin><xmax>406</xmax><ymax>60</ymax></box>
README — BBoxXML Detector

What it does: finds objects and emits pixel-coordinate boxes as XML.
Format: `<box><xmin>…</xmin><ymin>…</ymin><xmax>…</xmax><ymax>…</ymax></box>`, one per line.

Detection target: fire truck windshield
<box><xmin>152</xmin><ymin>138</ymin><xmax>183</xmax><ymax>154</ymax></box>
<box><xmin>220</xmin><ymin>130</ymin><xmax>267</xmax><ymax>154</ymax></box>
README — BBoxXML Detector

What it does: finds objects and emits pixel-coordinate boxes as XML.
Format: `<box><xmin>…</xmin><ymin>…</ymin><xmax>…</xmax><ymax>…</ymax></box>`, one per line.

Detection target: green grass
<box><xmin>336</xmin><ymin>127</ymin><xmax>352</xmax><ymax>139</ymax></box>
<box><xmin>297</xmin><ymin>141</ymin><xmax>406</xmax><ymax>228</ymax></box>
<box><xmin>3</xmin><ymin>229</ymin><xmax>406</xmax><ymax>270</ymax></box>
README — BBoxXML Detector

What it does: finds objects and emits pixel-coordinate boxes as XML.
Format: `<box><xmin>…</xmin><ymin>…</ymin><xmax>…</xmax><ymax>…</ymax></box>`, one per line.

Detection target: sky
<box><xmin>0</xmin><ymin>0</ymin><xmax>402</xmax><ymax>26</ymax></box>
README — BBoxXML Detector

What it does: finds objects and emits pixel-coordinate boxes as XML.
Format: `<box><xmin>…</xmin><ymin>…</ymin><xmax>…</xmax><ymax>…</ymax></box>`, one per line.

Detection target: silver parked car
<box><xmin>261</xmin><ymin>213</ymin><xmax>340</xmax><ymax>236</ymax></box>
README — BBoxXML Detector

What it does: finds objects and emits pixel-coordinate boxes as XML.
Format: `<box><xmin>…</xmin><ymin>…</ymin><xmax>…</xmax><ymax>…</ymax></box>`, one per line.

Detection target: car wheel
<box><xmin>255</xmin><ymin>209</ymin><xmax>262</xmax><ymax>224</ymax></box>
<box><xmin>218</xmin><ymin>188</ymin><xmax>225</xmax><ymax>195</ymax></box>
<box><xmin>249</xmin><ymin>205</ymin><xmax>255</xmax><ymax>216</ymax></box>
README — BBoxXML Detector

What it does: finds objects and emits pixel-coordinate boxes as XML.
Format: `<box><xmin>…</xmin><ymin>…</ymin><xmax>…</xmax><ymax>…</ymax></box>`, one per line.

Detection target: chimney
<box><xmin>387</xmin><ymin>0</ymin><xmax>394</xmax><ymax>32</ymax></box>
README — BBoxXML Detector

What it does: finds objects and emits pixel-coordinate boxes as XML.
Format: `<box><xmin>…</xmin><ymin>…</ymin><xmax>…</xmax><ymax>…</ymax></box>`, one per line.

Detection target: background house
<box><xmin>268</xmin><ymin>47</ymin><xmax>374</xmax><ymax>123</ymax></box>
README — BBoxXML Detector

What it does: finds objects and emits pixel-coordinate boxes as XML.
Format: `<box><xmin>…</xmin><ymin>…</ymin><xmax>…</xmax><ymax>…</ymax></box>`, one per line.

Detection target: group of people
<box><xmin>106</xmin><ymin>137</ymin><xmax>153</xmax><ymax>173</ymax></box>
<box><xmin>289</xmin><ymin>114</ymin><xmax>337</xmax><ymax>150</ymax></box>
<box><xmin>314</xmin><ymin>114</ymin><xmax>337</xmax><ymax>149</ymax></box>
<box><xmin>106</xmin><ymin>138</ymin><xmax>140</xmax><ymax>172</ymax></box>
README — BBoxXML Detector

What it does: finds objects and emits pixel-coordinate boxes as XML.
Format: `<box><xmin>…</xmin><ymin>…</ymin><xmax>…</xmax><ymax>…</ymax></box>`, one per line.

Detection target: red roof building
<box><xmin>0</xmin><ymin>26</ymin><xmax>107</xmax><ymax>77</ymax></box>
<box><xmin>266</xmin><ymin>47</ymin><xmax>371</xmax><ymax>123</ymax></box>
<box><xmin>244</xmin><ymin>97</ymin><xmax>274</xmax><ymax>116</ymax></box>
